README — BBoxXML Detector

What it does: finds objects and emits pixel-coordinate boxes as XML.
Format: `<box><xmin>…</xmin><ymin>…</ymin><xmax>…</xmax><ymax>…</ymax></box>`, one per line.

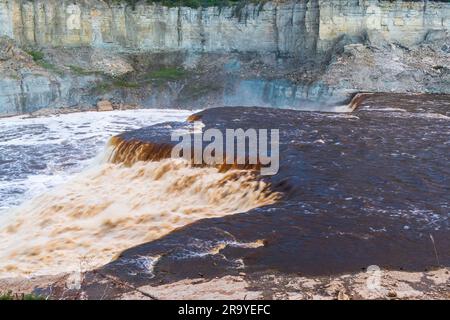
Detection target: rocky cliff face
<box><xmin>1</xmin><ymin>0</ymin><xmax>448</xmax><ymax>54</ymax></box>
<box><xmin>0</xmin><ymin>0</ymin><xmax>320</xmax><ymax>58</ymax></box>
<box><xmin>0</xmin><ymin>0</ymin><xmax>449</xmax><ymax>116</ymax></box>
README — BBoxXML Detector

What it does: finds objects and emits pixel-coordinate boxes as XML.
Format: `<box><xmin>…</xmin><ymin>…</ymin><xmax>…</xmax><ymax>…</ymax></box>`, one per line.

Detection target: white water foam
<box><xmin>0</xmin><ymin>158</ymin><xmax>279</xmax><ymax>278</ymax></box>
<box><xmin>0</xmin><ymin>109</ymin><xmax>194</xmax><ymax>212</ymax></box>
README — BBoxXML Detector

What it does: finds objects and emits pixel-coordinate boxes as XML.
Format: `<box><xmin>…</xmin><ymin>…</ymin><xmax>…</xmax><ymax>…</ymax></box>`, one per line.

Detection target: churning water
<box><xmin>0</xmin><ymin>94</ymin><xmax>449</xmax><ymax>280</ymax></box>
<box><xmin>0</xmin><ymin>108</ymin><xmax>279</xmax><ymax>278</ymax></box>
<box><xmin>0</xmin><ymin>109</ymin><xmax>192</xmax><ymax>212</ymax></box>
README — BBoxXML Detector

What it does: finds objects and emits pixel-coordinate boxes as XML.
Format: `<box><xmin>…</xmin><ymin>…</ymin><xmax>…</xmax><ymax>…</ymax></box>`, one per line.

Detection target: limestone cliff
<box><xmin>1</xmin><ymin>0</ymin><xmax>448</xmax><ymax>54</ymax></box>
<box><xmin>0</xmin><ymin>0</ymin><xmax>449</xmax><ymax>116</ymax></box>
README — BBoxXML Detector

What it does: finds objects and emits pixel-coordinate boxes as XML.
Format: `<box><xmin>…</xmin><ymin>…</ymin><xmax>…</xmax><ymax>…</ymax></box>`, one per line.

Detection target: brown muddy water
<box><xmin>0</xmin><ymin>94</ymin><xmax>449</xmax><ymax>285</ymax></box>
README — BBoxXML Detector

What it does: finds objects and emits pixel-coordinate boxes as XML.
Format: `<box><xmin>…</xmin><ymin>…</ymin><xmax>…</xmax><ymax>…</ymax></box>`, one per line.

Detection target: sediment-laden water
<box><xmin>99</xmin><ymin>94</ymin><xmax>450</xmax><ymax>285</ymax></box>
<box><xmin>0</xmin><ymin>109</ymin><xmax>278</xmax><ymax>278</ymax></box>
<box><xmin>0</xmin><ymin>109</ymin><xmax>192</xmax><ymax>211</ymax></box>
<box><xmin>0</xmin><ymin>159</ymin><xmax>278</xmax><ymax>277</ymax></box>
<box><xmin>0</xmin><ymin>94</ymin><xmax>449</xmax><ymax>282</ymax></box>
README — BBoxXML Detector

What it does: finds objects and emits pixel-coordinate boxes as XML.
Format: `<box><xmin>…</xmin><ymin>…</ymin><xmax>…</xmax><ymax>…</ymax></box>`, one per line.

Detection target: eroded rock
<box><xmin>97</xmin><ymin>100</ymin><xmax>113</xmax><ymax>112</ymax></box>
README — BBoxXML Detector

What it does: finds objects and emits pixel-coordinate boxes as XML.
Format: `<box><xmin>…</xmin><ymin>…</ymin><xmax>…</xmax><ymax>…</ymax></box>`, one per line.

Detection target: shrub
<box><xmin>146</xmin><ymin>67</ymin><xmax>187</xmax><ymax>80</ymax></box>
<box><xmin>26</xmin><ymin>50</ymin><xmax>44</xmax><ymax>62</ymax></box>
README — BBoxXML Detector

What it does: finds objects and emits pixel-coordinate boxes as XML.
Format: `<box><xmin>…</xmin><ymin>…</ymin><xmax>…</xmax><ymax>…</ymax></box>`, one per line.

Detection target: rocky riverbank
<box><xmin>1</xmin><ymin>267</ymin><xmax>449</xmax><ymax>300</ymax></box>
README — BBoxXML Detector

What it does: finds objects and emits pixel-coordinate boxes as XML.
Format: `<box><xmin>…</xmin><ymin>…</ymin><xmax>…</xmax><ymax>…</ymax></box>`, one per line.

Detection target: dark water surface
<box><xmin>97</xmin><ymin>94</ymin><xmax>450</xmax><ymax>286</ymax></box>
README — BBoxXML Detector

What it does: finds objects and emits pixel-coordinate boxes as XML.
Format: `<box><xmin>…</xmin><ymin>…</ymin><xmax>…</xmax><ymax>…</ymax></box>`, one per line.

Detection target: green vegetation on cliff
<box><xmin>25</xmin><ymin>49</ymin><xmax>62</xmax><ymax>74</ymax></box>
<box><xmin>92</xmin><ymin>66</ymin><xmax>189</xmax><ymax>93</ymax></box>
<box><xmin>26</xmin><ymin>50</ymin><xmax>44</xmax><ymax>62</ymax></box>
<box><xmin>146</xmin><ymin>67</ymin><xmax>187</xmax><ymax>80</ymax></box>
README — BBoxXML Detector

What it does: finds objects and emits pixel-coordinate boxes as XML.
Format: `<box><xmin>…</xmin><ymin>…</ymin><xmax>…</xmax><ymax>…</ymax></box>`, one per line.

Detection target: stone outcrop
<box><xmin>0</xmin><ymin>37</ymin><xmax>100</xmax><ymax>116</ymax></box>
<box><xmin>97</xmin><ymin>99</ymin><xmax>113</xmax><ymax>111</ymax></box>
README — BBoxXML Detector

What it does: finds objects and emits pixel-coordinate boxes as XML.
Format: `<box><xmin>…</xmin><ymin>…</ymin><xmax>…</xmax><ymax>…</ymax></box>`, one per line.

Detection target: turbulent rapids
<box><xmin>0</xmin><ymin>93</ymin><xmax>449</xmax><ymax>285</ymax></box>
<box><xmin>0</xmin><ymin>144</ymin><xmax>279</xmax><ymax>278</ymax></box>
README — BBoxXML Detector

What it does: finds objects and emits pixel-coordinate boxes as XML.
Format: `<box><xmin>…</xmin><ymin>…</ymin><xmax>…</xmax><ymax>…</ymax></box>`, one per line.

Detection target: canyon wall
<box><xmin>0</xmin><ymin>0</ymin><xmax>449</xmax><ymax>116</ymax></box>
<box><xmin>318</xmin><ymin>0</ymin><xmax>449</xmax><ymax>50</ymax></box>
<box><xmin>0</xmin><ymin>0</ymin><xmax>448</xmax><ymax>55</ymax></box>
<box><xmin>0</xmin><ymin>0</ymin><xmax>320</xmax><ymax>58</ymax></box>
